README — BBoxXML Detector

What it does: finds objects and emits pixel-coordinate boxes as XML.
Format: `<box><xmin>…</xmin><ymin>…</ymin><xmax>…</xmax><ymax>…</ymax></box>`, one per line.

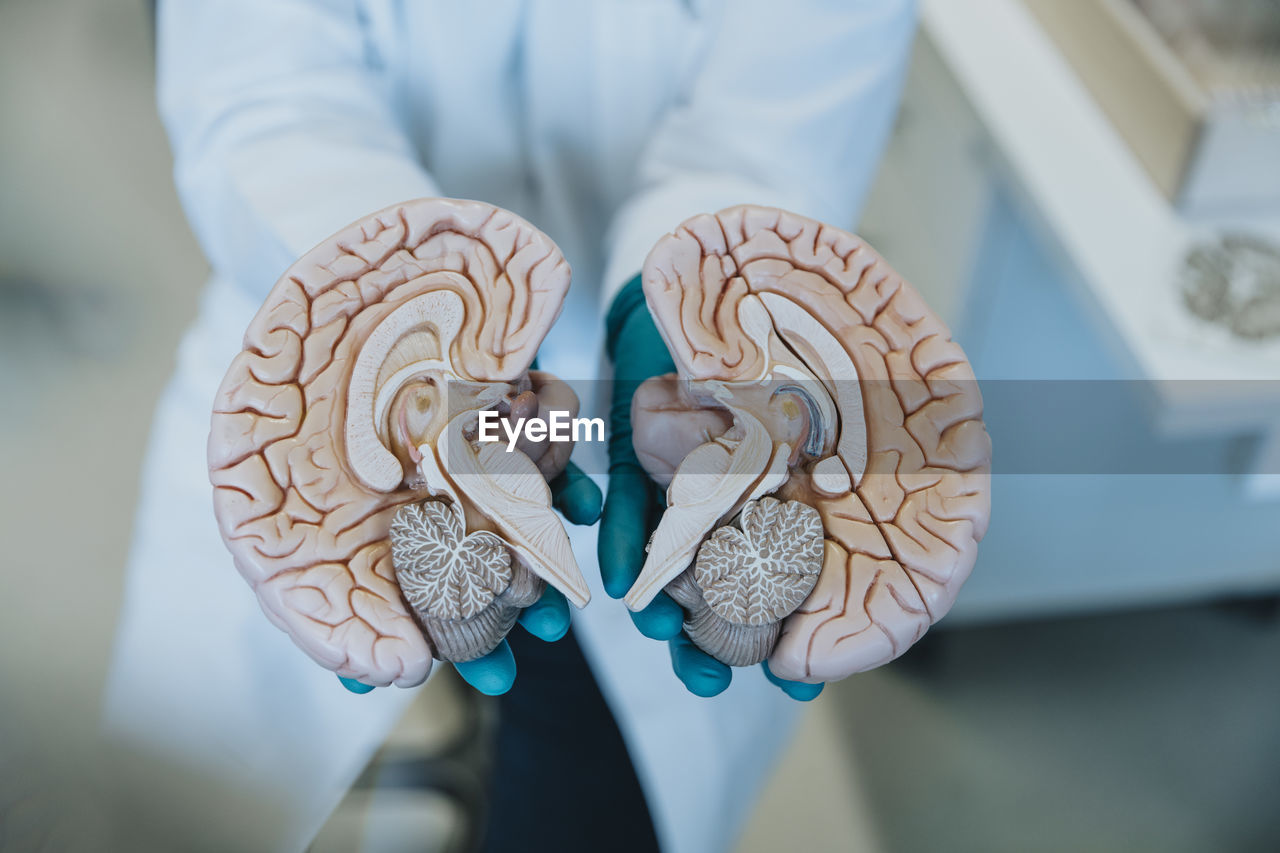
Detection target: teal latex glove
<box><xmin>599</xmin><ymin>275</ymin><xmax>824</xmax><ymax>702</ymax></box>
<box><xmin>341</xmin><ymin>460</ymin><xmax>602</xmax><ymax>696</ymax></box>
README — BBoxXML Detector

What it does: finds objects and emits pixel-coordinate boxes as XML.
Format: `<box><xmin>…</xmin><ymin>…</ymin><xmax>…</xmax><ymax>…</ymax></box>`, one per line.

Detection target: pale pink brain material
<box><xmin>208</xmin><ymin>198</ymin><xmax>570</xmax><ymax>687</ymax></box>
<box><xmin>636</xmin><ymin>205</ymin><xmax>992</xmax><ymax>682</ymax></box>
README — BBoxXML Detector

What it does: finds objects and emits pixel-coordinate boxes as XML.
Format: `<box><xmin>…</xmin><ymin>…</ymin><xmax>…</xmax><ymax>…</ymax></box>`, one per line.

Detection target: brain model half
<box><xmin>208</xmin><ymin>198</ymin><xmax>590</xmax><ymax>688</ymax></box>
<box><xmin>627</xmin><ymin>206</ymin><xmax>992</xmax><ymax>683</ymax></box>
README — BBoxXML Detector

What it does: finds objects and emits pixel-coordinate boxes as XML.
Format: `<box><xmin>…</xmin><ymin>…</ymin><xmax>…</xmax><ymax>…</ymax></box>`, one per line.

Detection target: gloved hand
<box><xmin>598</xmin><ymin>275</ymin><xmax>823</xmax><ymax>701</ymax></box>
<box><xmin>340</xmin><ymin>439</ymin><xmax>604</xmax><ymax>696</ymax></box>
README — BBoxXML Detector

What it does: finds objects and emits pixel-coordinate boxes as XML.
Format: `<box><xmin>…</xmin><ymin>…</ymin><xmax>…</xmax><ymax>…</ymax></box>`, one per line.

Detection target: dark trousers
<box><xmin>481</xmin><ymin>626</ymin><xmax>661</xmax><ymax>853</ymax></box>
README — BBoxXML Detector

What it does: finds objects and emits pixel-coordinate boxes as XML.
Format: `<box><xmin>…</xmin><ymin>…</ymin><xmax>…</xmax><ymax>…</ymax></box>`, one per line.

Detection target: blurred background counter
<box><xmin>860</xmin><ymin>0</ymin><xmax>1280</xmax><ymax>623</ymax></box>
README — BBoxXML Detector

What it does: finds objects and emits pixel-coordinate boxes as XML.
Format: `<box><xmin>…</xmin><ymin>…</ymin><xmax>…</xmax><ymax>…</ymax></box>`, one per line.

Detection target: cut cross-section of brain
<box><xmin>208</xmin><ymin>197</ymin><xmax>590</xmax><ymax>688</ymax></box>
<box><xmin>627</xmin><ymin>205</ymin><xmax>991</xmax><ymax>682</ymax></box>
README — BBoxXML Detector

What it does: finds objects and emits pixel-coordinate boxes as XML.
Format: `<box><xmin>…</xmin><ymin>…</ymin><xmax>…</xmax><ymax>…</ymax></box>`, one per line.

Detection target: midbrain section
<box><xmin>209</xmin><ymin>199</ymin><xmax>572</xmax><ymax>688</ymax></box>
<box><xmin>637</xmin><ymin>206</ymin><xmax>991</xmax><ymax>683</ymax></box>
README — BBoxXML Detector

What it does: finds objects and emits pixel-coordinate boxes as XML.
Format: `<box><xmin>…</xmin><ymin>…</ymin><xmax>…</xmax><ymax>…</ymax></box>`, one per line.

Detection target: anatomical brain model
<box><xmin>626</xmin><ymin>206</ymin><xmax>991</xmax><ymax>683</ymax></box>
<box><xmin>208</xmin><ymin>197</ymin><xmax>990</xmax><ymax>691</ymax></box>
<box><xmin>208</xmin><ymin>198</ymin><xmax>590</xmax><ymax>688</ymax></box>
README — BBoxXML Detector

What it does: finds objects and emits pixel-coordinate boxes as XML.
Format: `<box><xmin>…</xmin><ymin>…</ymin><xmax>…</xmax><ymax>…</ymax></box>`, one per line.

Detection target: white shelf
<box><xmin>921</xmin><ymin>0</ymin><xmax>1280</xmax><ymax>437</ymax></box>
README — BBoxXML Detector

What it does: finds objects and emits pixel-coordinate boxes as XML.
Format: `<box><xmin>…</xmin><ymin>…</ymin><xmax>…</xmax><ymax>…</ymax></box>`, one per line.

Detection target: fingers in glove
<box><xmin>669</xmin><ymin>635</ymin><xmax>732</xmax><ymax>698</ymax></box>
<box><xmin>550</xmin><ymin>461</ymin><xmax>603</xmax><ymax>525</ymax></box>
<box><xmin>519</xmin><ymin>587</ymin><xmax>571</xmax><ymax>642</ymax></box>
<box><xmin>628</xmin><ymin>591</ymin><xmax>684</xmax><ymax>640</ymax></box>
<box><xmin>454</xmin><ymin>640</ymin><xmax>517</xmax><ymax>696</ymax></box>
<box><xmin>762</xmin><ymin>660</ymin><xmax>824</xmax><ymax>702</ymax></box>
<box><xmin>598</xmin><ymin>465</ymin><xmax>660</xmax><ymax>598</ymax></box>
<box><xmin>338</xmin><ymin>675</ymin><xmax>375</xmax><ymax>694</ymax></box>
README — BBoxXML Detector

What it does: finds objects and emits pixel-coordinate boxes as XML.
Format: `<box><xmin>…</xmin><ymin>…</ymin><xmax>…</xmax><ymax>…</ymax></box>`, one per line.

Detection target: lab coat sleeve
<box><xmin>601</xmin><ymin>0</ymin><xmax>918</xmax><ymax>307</ymax></box>
<box><xmin>157</xmin><ymin>0</ymin><xmax>440</xmax><ymax>298</ymax></box>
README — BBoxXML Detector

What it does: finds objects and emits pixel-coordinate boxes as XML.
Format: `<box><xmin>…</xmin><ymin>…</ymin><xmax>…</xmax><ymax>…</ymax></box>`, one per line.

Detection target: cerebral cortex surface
<box><xmin>208</xmin><ymin>198</ymin><xmax>569</xmax><ymax>687</ymax></box>
<box><xmin>639</xmin><ymin>206</ymin><xmax>992</xmax><ymax>682</ymax></box>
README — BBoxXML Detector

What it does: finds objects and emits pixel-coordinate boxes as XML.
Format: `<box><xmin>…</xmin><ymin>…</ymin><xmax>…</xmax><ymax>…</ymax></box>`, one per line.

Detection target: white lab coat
<box><xmin>104</xmin><ymin>2</ymin><xmax>915</xmax><ymax>851</ymax></box>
